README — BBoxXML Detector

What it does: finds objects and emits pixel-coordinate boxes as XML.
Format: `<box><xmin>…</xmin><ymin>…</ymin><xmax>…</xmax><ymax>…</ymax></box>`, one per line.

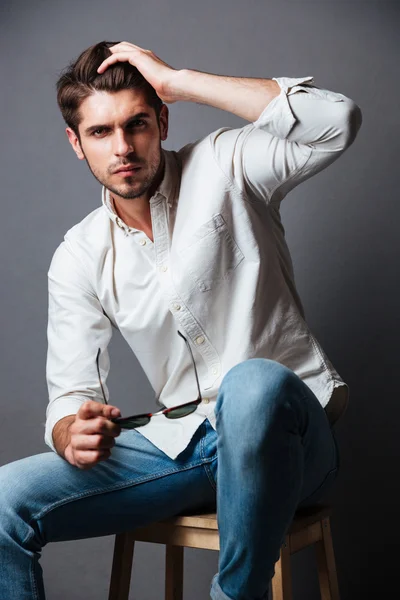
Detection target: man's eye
<box><xmin>91</xmin><ymin>121</ymin><xmax>146</xmax><ymax>137</ymax></box>
<box><xmin>128</xmin><ymin>120</ymin><xmax>146</xmax><ymax>128</ymax></box>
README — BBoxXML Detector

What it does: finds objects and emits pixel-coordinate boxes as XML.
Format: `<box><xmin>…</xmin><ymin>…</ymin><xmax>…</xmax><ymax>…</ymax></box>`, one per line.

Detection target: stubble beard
<box><xmin>83</xmin><ymin>144</ymin><xmax>163</xmax><ymax>201</ymax></box>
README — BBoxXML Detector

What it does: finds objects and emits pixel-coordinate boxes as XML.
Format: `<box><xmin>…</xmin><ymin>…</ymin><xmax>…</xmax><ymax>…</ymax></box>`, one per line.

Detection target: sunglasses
<box><xmin>95</xmin><ymin>330</ymin><xmax>202</xmax><ymax>429</ymax></box>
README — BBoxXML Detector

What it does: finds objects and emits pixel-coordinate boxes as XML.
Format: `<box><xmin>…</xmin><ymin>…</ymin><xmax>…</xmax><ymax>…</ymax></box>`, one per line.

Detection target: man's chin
<box><xmin>108</xmin><ymin>183</ymin><xmax>147</xmax><ymax>200</ymax></box>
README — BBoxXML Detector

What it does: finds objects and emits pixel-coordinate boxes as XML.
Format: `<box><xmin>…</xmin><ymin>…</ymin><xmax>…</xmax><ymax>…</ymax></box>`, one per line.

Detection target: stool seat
<box><xmin>109</xmin><ymin>504</ymin><xmax>340</xmax><ymax>600</ymax></box>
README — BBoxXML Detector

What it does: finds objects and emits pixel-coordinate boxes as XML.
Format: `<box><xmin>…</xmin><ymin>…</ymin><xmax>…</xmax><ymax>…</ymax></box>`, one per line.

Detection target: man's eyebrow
<box><xmin>84</xmin><ymin>112</ymin><xmax>152</xmax><ymax>135</ymax></box>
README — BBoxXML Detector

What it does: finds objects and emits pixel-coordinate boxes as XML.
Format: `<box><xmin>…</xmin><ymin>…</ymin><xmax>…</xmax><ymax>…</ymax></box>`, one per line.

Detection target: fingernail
<box><xmin>111</xmin><ymin>408</ymin><xmax>120</xmax><ymax>417</ymax></box>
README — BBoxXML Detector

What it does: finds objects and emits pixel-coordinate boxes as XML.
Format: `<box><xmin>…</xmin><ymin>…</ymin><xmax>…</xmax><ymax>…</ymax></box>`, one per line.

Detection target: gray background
<box><xmin>0</xmin><ymin>0</ymin><xmax>398</xmax><ymax>598</ymax></box>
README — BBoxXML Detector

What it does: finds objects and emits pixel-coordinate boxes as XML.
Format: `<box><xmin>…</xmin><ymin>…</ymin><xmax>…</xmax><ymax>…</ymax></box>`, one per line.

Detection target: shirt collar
<box><xmin>101</xmin><ymin>148</ymin><xmax>179</xmax><ymax>233</ymax></box>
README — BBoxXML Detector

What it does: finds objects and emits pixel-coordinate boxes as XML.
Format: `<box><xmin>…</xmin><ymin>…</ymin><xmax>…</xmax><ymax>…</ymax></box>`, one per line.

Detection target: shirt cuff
<box><xmin>44</xmin><ymin>396</ymin><xmax>87</xmax><ymax>454</ymax></box>
<box><xmin>252</xmin><ymin>75</ymin><xmax>315</xmax><ymax>139</ymax></box>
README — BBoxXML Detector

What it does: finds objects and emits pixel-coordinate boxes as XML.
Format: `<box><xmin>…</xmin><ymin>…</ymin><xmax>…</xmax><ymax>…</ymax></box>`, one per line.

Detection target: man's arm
<box><xmin>98</xmin><ymin>42</ymin><xmax>362</xmax><ymax>204</ymax></box>
<box><xmin>96</xmin><ymin>41</ymin><xmax>281</xmax><ymax>121</ymax></box>
<box><xmin>46</xmin><ymin>236</ymin><xmax>121</xmax><ymax>468</ymax></box>
<box><xmin>172</xmin><ymin>69</ymin><xmax>282</xmax><ymax>122</ymax></box>
<box><xmin>96</xmin><ymin>41</ymin><xmax>360</xmax><ymax>135</ymax></box>
<box><xmin>174</xmin><ymin>69</ymin><xmax>361</xmax><ymax>204</ymax></box>
<box><xmin>173</xmin><ymin>69</ymin><xmax>361</xmax><ymax>205</ymax></box>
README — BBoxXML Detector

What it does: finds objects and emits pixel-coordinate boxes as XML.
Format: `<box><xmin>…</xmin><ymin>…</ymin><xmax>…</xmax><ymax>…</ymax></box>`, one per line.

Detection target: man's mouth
<box><xmin>114</xmin><ymin>165</ymin><xmax>142</xmax><ymax>175</ymax></box>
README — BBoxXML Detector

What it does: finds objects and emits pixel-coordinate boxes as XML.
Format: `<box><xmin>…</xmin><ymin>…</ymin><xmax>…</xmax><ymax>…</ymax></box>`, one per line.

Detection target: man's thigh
<box><xmin>0</xmin><ymin>421</ymin><xmax>217</xmax><ymax>546</ymax></box>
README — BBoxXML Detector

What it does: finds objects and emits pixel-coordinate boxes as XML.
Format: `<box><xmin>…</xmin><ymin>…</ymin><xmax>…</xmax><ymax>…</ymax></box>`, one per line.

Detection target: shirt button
<box><xmin>173</xmin><ymin>303</ymin><xmax>181</xmax><ymax>311</ymax></box>
<box><xmin>160</xmin><ymin>265</ymin><xmax>168</xmax><ymax>272</ymax></box>
<box><xmin>195</xmin><ymin>335</ymin><xmax>205</xmax><ymax>345</ymax></box>
<box><xmin>139</xmin><ymin>239</ymin><xmax>147</xmax><ymax>246</ymax></box>
<box><xmin>211</xmin><ymin>366</ymin><xmax>220</xmax><ymax>376</ymax></box>
<box><xmin>203</xmin><ymin>398</ymin><xmax>210</xmax><ymax>404</ymax></box>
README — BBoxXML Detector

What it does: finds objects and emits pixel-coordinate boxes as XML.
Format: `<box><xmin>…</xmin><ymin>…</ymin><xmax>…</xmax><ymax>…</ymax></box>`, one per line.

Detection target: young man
<box><xmin>0</xmin><ymin>40</ymin><xmax>362</xmax><ymax>600</ymax></box>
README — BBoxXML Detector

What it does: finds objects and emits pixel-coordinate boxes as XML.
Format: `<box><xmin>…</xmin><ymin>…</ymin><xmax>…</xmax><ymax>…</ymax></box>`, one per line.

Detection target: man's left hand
<box><xmin>97</xmin><ymin>41</ymin><xmax>181</xmax><ymax>104</ymax></box>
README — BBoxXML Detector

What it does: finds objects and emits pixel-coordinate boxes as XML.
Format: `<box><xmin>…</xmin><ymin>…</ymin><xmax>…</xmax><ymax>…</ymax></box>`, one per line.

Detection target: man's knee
<box><xmin>216</xmin><ymin>358</ymin><xmax>298</xmax><ymax>420</ymax></box>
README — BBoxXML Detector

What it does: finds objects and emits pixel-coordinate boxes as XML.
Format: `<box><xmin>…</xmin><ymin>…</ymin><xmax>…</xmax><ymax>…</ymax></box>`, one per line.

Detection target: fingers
<box><xmin>65</xmin><ymin>401</ymin><xmax>123</xmax><ymax>469</ymax></box>
<box><xmin>78</xmin><ymin>400</ymin><xmax>121</xmax><ymax>421</ymax></box>
<box><xmin>97</xmin><ymin>42</ymin><xmax>151</xmax><ymax>74</ymax></box>
<box><xmin>79</xmin><ymin>415</ymin><xmax>121</xmax><ymax>437</ymax></box>
<box><xmin>73</xmin><ymin>432</ymin><xmax>117</xmax><ymax>452</ymax></box>
<box><xmin>109</xmin><ymin>41</ymin><xmax>146</xmax><ymax>53</ymax></box>
<box><xmin>68</xmin><ymin>419</ymin><xmax>120</xmax><ymax>469</ymax></box>
<box><xmin>74</xmin><ymin>401</ymin><xmax>121</xmax><ymax>437</ymax></box>
<box><xmin>97</xmin><ymin>49</ymin><xmax>139</xmax><ymax>74</ymax></box>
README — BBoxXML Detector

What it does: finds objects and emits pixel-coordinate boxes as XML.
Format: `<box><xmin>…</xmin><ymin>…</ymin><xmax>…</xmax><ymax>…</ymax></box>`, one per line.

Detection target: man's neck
<box><xmin>110</xmin><ymin>153</ymin><xmax>166</xmax><ymax>242</ymax></box>
<box><xmin>111</xmin><ymin>195</ymin><xmax>154</xmax><ymax>241</ymax></box>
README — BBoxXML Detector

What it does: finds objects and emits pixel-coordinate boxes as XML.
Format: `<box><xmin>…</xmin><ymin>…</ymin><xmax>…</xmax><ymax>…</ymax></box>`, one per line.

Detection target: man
<box><xmin>0</xmin><ymin>40</ymin><xmax>362</xmax><ymax>600</ymax></box>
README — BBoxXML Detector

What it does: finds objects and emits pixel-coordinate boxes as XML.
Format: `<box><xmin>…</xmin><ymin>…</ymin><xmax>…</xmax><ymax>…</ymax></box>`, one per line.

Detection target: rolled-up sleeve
<box><xmin>45</xmin><ymin>237</ymin><xmax>112</xmax><ymax>453</ymax></box>
<box><xmin>211</xmin><ymin>75</ymin><xmax>363</xmax><ymax>205</ymax></box>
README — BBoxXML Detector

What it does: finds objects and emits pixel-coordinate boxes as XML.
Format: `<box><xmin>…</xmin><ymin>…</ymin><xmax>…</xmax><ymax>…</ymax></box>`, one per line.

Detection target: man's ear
<box><xmin>159</xmin><ymin>104</ymin><xmax>169</xmax><ymax>142</ymax></box>
<box><xmin>66</xmin><ymin>127</ymin><xmax>85</xmax><ymax>160</ymax></box>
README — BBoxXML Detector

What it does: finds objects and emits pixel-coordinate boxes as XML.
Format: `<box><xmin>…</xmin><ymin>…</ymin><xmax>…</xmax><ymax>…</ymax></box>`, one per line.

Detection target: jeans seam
<box><xmin>200</xmin><ymin>421</ymin><xmax>218</xmax><ymax>492</ymax></box>
<box><xmin>203</xmin><ymin>458</ymin><xmax>217</xmax><ymax>492</ymax></box>
<box><xmin>29</xmin><ymin>555</ymin><xmax>40</xmax><ymax>600</ymax></box>
<box><xmin>199</xmin><ymin>421</ymin><xmax>206</xmax><ymax>460</ymax></box>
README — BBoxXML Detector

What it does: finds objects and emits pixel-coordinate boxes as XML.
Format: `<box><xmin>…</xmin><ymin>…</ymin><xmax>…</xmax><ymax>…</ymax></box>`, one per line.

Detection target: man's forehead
<box><xmin>79</xmin><ymin>89</ymin><xmax>152</xmax><ymax>124</ymax></box>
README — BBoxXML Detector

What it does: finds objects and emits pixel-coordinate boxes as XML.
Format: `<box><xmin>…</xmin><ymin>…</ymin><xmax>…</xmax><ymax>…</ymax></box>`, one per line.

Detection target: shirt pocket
<box><xmin>178</xmin><ymin>213</ymin><xmax>244</xmax><ymax>292</ymax></box>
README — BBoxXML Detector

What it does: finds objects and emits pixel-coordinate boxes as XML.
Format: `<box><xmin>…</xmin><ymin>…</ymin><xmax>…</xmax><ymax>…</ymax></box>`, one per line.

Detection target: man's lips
<box><xmin>114</xmin><ymin>165</ymin><xmax>142</xmax><ymax>174</ymax></box>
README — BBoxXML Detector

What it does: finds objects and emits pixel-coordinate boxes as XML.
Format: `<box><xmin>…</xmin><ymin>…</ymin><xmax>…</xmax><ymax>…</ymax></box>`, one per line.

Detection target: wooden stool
<box><xmin>108</xmin><ymin>504</ymin><xmax>340</xmax><ymax>600</ymax></box>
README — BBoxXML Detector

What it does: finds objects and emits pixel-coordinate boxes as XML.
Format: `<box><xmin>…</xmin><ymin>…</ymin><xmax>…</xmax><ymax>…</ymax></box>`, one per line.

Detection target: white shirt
<box><xmin>45</xmin><ymin>75</ymin><xmax>362</xmax><ymax>459</ymax></box>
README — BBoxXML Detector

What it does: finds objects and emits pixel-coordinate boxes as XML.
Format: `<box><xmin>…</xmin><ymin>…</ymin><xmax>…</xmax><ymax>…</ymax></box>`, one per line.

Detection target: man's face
<box><xmin>66</xmin><ymin>89</ymin><xmax>169</xmax><ymax>201</ymax></box>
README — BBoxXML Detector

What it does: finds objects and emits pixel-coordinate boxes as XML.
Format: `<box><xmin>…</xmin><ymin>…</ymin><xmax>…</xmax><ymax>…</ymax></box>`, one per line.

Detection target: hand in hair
<box><xmin>97</xmin><ymin>41</ymin><xmax>180</xmax><ymax>104</ymax></box>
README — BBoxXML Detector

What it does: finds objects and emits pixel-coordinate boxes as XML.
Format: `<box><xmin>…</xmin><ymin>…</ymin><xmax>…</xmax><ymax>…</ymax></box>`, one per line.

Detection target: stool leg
<box><xmin>165</xmin><ymin>545</ymin><xmax>184</xmax><ymax>600</ymax></box>
<box><xmin>271</xmin><ymin>536</ymin><xmax>293</xmax><ymax>600</ymax></box>
<box><xmin>315</xmin><ymin>517</ymin><xmax>341</xmax><ymax>600</ymax></box>
<box><xmin>108</xmin><ymin>533</ymin><xmax>135</xmax><ymax>600</ymax></box>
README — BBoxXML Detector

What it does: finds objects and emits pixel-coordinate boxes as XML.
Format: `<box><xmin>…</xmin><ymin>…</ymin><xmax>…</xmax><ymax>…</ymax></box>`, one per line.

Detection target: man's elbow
<box><xmin>342</xmin><ymin>100</ymin><xmax>363</xmax><ymax>150</ymax></box>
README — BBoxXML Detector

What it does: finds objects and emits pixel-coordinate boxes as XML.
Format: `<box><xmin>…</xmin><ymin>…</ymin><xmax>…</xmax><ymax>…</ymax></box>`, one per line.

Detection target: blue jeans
<box><xmin>0</xmin><ymin>359</ymin><xmax>339</xmax><ymax>600</ymax></box>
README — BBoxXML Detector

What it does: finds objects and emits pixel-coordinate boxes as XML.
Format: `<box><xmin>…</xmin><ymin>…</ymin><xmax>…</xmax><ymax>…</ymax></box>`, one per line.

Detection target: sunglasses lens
<box><xmin>165</xmin><ymin>404</ymin><xmax>198</xmax><ymax>419</ymax></box>
<box><xmin>116</xmin><ymin>416</ymin><xmax>151</xmax><ymax>429</ymax></box>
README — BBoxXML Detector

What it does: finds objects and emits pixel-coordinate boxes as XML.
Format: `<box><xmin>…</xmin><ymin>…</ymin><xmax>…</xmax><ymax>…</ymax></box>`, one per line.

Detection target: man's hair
<box><xmin>56</xmin><ymin>41</ymin><xmax>164</xmax><ymax>137</ymax></box>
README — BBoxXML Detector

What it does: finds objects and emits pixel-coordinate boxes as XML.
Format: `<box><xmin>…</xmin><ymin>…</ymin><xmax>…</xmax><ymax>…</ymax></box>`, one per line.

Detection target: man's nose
<box><xmin>113</xmin><ymin>130</ymin><xmax>134</xmax><ymax>156</ymax></box>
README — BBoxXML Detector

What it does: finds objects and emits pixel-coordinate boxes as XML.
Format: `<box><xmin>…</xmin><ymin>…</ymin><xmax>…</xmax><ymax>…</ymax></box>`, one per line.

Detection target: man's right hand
<box><xmin>53</xmin><ymin>400</ymin><xmax>122</xmax><ymax>470</ymax></box>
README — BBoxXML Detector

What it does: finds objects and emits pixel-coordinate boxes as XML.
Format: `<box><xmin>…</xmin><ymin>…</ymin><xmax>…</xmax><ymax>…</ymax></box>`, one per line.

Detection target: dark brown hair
<box><xmin>56</xmin><ymin>41</ymin><xmax>163</xmax><ymax>137</ymax></box>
